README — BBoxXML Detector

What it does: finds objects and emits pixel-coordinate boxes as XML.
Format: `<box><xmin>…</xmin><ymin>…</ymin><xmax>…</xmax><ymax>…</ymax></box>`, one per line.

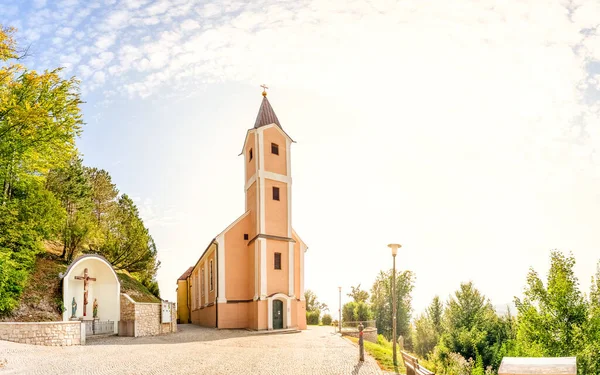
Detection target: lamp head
<box><xmin>387</xmin><ymin>243</ymin><xmax>402</xmax><ymax>256</ymax></box>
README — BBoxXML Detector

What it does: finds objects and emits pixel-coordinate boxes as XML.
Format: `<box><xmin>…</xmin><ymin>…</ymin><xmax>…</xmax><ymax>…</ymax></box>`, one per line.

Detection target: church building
<box><xmin>176</xmin><ymin>89</ymin><xmax>307</xmax><ymax>330</ymax></box>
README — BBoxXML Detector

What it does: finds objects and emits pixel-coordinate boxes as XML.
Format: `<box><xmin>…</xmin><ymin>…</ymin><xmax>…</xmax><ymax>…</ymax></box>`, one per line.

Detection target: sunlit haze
<box><xmin>6</xmin><ymin>0</ymin><xmax>600</xmax><ymax>316</ymax></box>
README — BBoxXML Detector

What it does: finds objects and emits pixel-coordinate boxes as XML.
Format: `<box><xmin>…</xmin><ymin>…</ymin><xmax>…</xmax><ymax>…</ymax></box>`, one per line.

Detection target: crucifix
<box><xmin>74</xmin><ymin>268</ymin><xmax>96</xmax><ymax>317</ymax></box>
<box><xmin>261</xmin><ymin>84</ymin><xmax>268</xmax><ymax>97</ymax></box>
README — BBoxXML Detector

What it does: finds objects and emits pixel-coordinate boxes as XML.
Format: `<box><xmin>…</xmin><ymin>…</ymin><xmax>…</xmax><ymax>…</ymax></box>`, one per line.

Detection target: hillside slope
<box><xmin>1</xmin><ymin>248</ymin><xmax>160</xmax><ymax>322</ymax></box>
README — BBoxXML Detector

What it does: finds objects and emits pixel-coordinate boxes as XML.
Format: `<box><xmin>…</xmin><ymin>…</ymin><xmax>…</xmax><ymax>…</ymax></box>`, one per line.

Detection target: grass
<box><xmin>347</xmin><ymin>336</ymin><xmax>407</xmax><ymax>374</ymax></box>
<box><xmin>1</xmin><ymin>252</ymin><xmax>67</xmax><ymax>322</ymax></box>
<box><xmin>117</xmin><ymin>272</ymin><xmax>161</xmax><ymax>303</ymax></box>
<box><xmin>1</xmin><ymin>247</ymin><xmax>161</xmax><ymax>322</ymax></box>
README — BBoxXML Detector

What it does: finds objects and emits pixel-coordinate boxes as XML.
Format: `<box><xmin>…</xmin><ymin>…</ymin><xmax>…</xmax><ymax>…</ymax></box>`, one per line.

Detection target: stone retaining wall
<box><xmin>119</xmin><ymin>294</ymin><xmax>176</xmax><ymax>337</ymax></box>
<box><xmin>342</xmin><ymin>327</ymin><xmax>378</xmax><ymax>343</ymax></box>
<box><xmin>0</xmin><ymin>321</ymin><xmax>84</xmax><ymax>346</ymax></box>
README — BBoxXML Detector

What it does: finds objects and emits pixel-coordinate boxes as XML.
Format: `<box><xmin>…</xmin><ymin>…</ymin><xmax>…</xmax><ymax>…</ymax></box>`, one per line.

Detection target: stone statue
<box><xmin>93</xmin><ymin>298</ymin><xmax>98</xmax><ymax>319</ymax></box>
<box><xmin>71</xmin><ymin>297</ymin><xmax>77</xmax><ymax>318</ymax></box>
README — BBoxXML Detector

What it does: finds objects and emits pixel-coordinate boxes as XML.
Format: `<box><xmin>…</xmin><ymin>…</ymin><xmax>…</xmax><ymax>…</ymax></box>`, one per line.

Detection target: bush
<box><xmin>355</xmin><ymin>301</ymin><xmax>372</xmax><ymax>321</ymax></box>
<box><xmin>343</xmin><ymin>302</ymin><xmax>357</xmax><ymax>322</ymax></box>
<box><xmin>322</xmin><ymin>314</ymin><xmax>332</xmax><ymax>325</ymax></box>
<box><xmin>307</xmin><ymin>310</ymin><xmax>320</xmax><ymax>325</ymax></box>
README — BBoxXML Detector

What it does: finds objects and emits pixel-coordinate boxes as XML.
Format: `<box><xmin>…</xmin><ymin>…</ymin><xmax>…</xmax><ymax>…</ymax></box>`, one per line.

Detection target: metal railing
<box><xmin>340</xmin><ymin>320</ymin><xmax>377</xmax><ymax>333</ymax></box>
<box><xmin>84</xmin><ymin>320</ymin><xmax>115</xmax><ymax>336</ymax></box>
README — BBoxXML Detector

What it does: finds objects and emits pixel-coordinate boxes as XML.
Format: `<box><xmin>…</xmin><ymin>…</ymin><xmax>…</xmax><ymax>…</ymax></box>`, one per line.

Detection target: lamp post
<box><xmin>388</xmin><ymin>243</ymin><xmax>401</xmax><ymax>366</ymax></box>
<box><xmin>338</xmin><ymin>286</ymin><xmax>342</xmax><ymax>334</ymax></box>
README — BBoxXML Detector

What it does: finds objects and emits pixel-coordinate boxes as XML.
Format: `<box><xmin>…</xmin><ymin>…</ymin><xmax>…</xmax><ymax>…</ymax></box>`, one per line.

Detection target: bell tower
<box><xmin>242</xmin><ymin>87</ymin><xmax>293</xmax><ymax>240</ymax></box>
<box><xmin>241</xmin><ymin>86</ymin><xmax>295</xmax><ymax>301</ymax></box>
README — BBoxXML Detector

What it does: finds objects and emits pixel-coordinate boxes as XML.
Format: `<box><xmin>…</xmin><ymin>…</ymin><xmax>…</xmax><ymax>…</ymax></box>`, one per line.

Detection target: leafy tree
<box><xmin>304</xmin><ymin>289</ymin><xmax>328</xmax><ymax>313</ymax></box>
<box><xmin>46</xmin><ymin>157</ymin><xmax>93</xmax><ymax>262</ymax></box>
<box><xmin>434</xmin><ymin>281</ymin><xmax>511</xmax><ymax>371</ymax></box>
<box><xmin>514</xmin><ymin>251</ymin><xmax>587</xmax><ymax>356</ymax></box>
<box><xmin>0</xmin><ymin>25</ymin><xmax>82</xmax><ymax>315</ymax></box>
<box><xmin>347</xmin><ymin>284</ymin><xmax>369</xmax><ymax>303</ymax></box>
<box><xmin>306</xmin><ymin>310</ymin><xmax>320</xmax><ymax>325</ymax></box>
<box><xmin>98</xmin><ymin>194</ymin><xmax>158</xmax><ymax>273</ymax></box>
<box><xmin>514</xmin><ymin>251</ymin><xmax>596</xmax><ymax>374</ymax></box>
<box><xmin>0</xmin><ymin>26</ymin><xmax>82</xmax><ymax>205</ymax></box>
<box><xmin>428</xmin><ymin>295</ymin><xmax>444</xmax><ymax>335</ymax></box>
<box><xmin>85</xmin><ymin>167</ymin><xmax>118</xmax><ymax>226</ymax></box>
<box><xmin>370</xmin><ymin>269</ymin><xmax>415</xmax><ymax>344</ymax></box>
<box><xmin>413</xmin><ymin>296</ymin><xmax>445</xmax><ymax>358</ymax></box>
<box><xmin>355</xmin><ymin>301</ymin><xmax>372</xmax><ymax>321</ymax></box>
<box><xmin>322</xmin><ymin>314</ymin><xmax>332</xmax><ymax>325</ymax></box>
<box><xmin>342</xmin><ymin>301</ymin><xmax>357</xmax><ymax>322</ymax></box>
<box><xmin>413</xmin><ymin>312</ymin><xmax>438</xmax><ymax>357</ymax></box>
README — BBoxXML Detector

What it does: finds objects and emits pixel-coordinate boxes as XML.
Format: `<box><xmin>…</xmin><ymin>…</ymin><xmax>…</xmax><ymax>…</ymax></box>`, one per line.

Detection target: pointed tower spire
<box><xmin>254</xmin><ymin>85</ymin><xmax>282</xmax><ymax>128</ymax></box>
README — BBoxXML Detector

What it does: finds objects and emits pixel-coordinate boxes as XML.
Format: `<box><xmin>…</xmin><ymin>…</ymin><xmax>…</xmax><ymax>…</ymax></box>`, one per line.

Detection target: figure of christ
<box><xmin>74</xmin><ymin>268</ymin><xmax>96</xmax><ymax>316</ymax></box>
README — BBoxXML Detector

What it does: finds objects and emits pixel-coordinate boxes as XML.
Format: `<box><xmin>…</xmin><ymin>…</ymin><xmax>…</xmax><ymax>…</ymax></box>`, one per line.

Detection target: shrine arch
<box><xmin>62</xmin><ymin>254</ymin><xmax>120</xmax><ymax>333</ymax></box>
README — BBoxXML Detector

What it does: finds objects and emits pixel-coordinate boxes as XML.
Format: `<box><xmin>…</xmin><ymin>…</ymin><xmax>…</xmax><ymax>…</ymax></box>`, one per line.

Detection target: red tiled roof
<box><xmin>177</xmin><ymin>267</ymin><xmax>193</xmax><ymax>281</ymax></box>
<box><xmin>254</xmin><ymin>96</ymin><xmax>282</xmax><ymax>129</ymax></box>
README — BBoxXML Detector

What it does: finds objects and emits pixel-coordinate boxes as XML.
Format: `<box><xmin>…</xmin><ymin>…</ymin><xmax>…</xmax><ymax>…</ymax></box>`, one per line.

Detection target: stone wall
<box><xmin>342</xmin><ymin>328</ymin><xmax>378</xmax><ymax>343</ymax></box>
<box><xmin>0</xmin><ymin>321</ymin><xmax>84</xmax><ymax>346</ymax></box>
<box><xmin>119</xmin><ymin>294</ymin><xmax>176</xmax><ymax>337</ymax></box>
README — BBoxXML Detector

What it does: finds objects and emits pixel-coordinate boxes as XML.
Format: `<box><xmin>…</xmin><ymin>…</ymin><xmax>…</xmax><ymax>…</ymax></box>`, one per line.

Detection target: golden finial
<box><xmin>260</xmin><ymin>84</ymin><xmax>268</xmax><ymax>97</ymax></box>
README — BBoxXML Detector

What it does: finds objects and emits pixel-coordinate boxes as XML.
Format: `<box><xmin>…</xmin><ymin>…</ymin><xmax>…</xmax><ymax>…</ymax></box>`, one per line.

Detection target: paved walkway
<box><xmin>0</xmin><ymin>325</ymin><xmax>383</xmax><ymax>374</ymax></box>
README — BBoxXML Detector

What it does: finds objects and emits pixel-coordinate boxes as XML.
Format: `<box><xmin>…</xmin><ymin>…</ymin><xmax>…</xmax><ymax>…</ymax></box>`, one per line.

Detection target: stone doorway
<box><xmin>272</xmin><ymin>300</ymin><xmax>283</xmax><ymax>329</ymax></box>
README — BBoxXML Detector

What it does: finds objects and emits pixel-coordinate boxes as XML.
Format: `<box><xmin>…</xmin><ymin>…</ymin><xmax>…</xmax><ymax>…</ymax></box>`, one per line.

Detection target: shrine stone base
<box><xmin>0</xmin><ymin>321</ymin><xmax>85</xmax><ymax>346</ymax></box>
<box><xmin>119</xmin><ymin>294</ymin><xmax>177</xmax><ymax>337</ymax></box>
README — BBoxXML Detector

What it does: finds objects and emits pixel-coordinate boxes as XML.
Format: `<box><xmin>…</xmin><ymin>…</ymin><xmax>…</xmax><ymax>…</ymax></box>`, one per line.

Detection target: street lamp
<box><xmin>338</xmin><ymin>286</ymin><xmax>342</xmax><ymax>334</ymax></box>
<box><xmin>387</xmin><ymin>243</ymin><xmax>401</xmax><ymax>366</ymax></box>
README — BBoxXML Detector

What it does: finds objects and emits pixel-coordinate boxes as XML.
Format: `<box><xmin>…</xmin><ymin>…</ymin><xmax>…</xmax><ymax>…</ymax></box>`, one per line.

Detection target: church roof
<box><xmin>254</xmin><ymin>96</ymin><xmax>281</xmax><ymax>129</ymax></box>
<box><xmin>177</xmin><ymin>267</ymin><xmax>194</xmax><ymax>281</ymax></box>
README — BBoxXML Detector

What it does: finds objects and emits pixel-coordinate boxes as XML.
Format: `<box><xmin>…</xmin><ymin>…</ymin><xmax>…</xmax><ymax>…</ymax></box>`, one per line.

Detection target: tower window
<box><xmin>272</xmin><ymin>186</ymin><xmax>280</xmax><ymax>201</ymax></box>
<box><xmin>274</xmin><ymin>252</ymin><xmax>282</xmax><ymax>270</ymax></box>
<box><xmin>249</xmin><ymin>148</ymin><xmax>253</xmax><ymax>161</ymax></box>
<box><xmin>271</xmin><ymin>143</ymin><xmax>279</xmax><ymax>155</ymax></box>
<box><xmin>244</xmin><ymin>233</ymin><xmax>248</xmax><ymax>240</ymax></box>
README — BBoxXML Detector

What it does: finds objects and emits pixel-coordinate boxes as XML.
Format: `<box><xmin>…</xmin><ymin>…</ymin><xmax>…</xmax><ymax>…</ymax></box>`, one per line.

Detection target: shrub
<box><xmin>307</xmin><ymin>310</ymin><xmax>320</xmax><ymax>325</ymax></box>
<box><xmin>322</xmin><ymin>314</ymin><xmax>332</xmax><ymax>325</ymax></box>
<box><xmin>343</xmin><ymin>301</ymin><xmax>357</xmax><ymax>322</ymax></box>
<box><xmin>355</xmin><ymin>301</ymin><xmax>372</xmax><ymax>321</ymax></box>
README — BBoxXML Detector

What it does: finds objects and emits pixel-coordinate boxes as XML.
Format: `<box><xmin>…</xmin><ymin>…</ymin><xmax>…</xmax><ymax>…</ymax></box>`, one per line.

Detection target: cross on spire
<box><xmin>260</xmin><ymin>84</ymin><xmax>268</xmax><ymax>97</ymax></box>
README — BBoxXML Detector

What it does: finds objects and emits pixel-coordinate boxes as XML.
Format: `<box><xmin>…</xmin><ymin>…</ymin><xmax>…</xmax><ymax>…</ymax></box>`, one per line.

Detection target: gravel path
<box><xmin>0</xmin><ymin>325</ymin><xmax>382</xmax><ymax>375</ymax></box>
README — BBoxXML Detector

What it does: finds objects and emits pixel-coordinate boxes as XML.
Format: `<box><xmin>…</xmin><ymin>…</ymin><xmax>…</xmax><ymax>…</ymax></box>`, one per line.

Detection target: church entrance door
<box><xmin>273</xmin><ymin>300</ymin><xmax>283</xmax><ymax>329</ymax></box>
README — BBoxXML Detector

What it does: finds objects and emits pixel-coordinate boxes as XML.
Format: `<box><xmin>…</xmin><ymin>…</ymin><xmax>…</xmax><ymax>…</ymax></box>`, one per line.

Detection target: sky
<box><xmin>2</xmin><ymin>0</ymin><xmax>600</xmax><ymax>317</ymax></box>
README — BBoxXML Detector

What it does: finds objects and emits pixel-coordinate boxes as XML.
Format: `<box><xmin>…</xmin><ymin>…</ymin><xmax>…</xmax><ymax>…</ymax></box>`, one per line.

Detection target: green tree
<box><xmin>514</xmin><ymin>251</ymin><xmax>587</xmax><ymax>356</ymax></box>
<box><xmin>342</xmin><ymin>301</ymin><xmax>357</xmax><ymax>322</ymax></box>
<box><xmin>304</xmin><ymin>289</ymin><xmax>328</xmax><ymax>313</ymax></box>
<box><xmin>437</xmin><ymin>281</ymin><xmax>506</xmax><ymax>371</ymax></box>
<box><xmin>413</xmin><ymin>313</ymin><xmax>438</xmax><ymax>357</ymax></box>
<box><xmin>355</xmin><ymin>301</ymin><xmax>372</xmax><ymax>321</ymax></box>
<box><xmin>46</xmin><ymin>157</ymin><xmax>93</xmax><ymax>262</ymax></box>
<box><xmin>428</xmin><ymin>295</ymin><xmax>444</xmax><ymax>335</ymax></box>
<box><xmin>347</xmin><ymin>284</ymin><xmax>369</xmax><ymax>303</ymax></box>
<box><xmin>370</xmin><ymin>269</ymin><xmax>415</xmax><ymax>344</ymax></box>
<box><xmin>0</xmin><ymin>26</ymin><xmax>82</xmax><ymax>205</ymax></box>
<box><xmin>85</xmin><ymin>167</ymin><xmax>118</xmax><ymax>226</ymax></box>
<box><xmin>413</xmin><ymin>296</ymin><xmax>445</xmax><ymax>358</ymax></box>
<box><xmin>98</xmin><ymin>194</ymin><xmax>158</xmax><ymax>274</ymax></box>
<box><xmin>0</xmin><ymin>25</ymin><xmax>82</xmax><ymax>315</ymax></box>
<box><xmin>514</xmin><ymin>251</ymin><xmax>594</xmax><ymax>374</ymax></box>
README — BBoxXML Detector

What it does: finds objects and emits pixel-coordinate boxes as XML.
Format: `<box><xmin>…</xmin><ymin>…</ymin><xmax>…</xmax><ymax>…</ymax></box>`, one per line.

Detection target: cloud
<box><xmin>56</xmin><ymin>27</ymin><xmax>73</xmax><ymax>37</ymax></box>
<box><xmin>180</xmin><ymin>19</ymin><xmax>200</xmax><ymax>31</ymax></box>
<box><xmin>32</xmin><ymin>0</ymin><xmax>47</xmax><ymax>9</ymax></box>
<box><xmin>95</xmin><ymin>34</ymin><xmax>117</xmax><ymax>50</ymax></box>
